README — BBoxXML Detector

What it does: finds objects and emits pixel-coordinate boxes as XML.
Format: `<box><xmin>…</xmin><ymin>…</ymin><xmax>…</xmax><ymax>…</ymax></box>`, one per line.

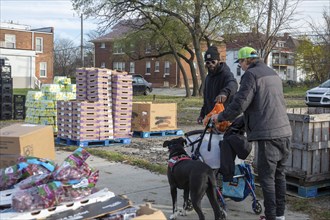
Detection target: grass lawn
<box><xmin>14</xmin><ymin>86</ymin><xmax>307</xmax><ymax>125</ymax></box>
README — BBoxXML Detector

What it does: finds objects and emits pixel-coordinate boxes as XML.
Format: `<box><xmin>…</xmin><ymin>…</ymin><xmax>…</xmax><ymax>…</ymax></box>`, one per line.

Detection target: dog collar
<box><xmin>168</xmin><ymin>155</ymin><xmax>191</xmax><ymax>171</ymax></box>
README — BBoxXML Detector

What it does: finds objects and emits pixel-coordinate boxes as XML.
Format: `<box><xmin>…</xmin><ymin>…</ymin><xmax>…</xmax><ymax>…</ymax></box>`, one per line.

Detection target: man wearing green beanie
<box><xmin>211</xmin><ymin>46</ymin><xmax>292</xmax><ymax>220</ymax></box>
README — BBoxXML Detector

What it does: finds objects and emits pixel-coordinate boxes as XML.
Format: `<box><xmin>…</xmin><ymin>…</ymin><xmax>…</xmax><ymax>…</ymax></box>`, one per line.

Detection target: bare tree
<box><xmin>72</xmin><ymin>0</ymin><xmax>250</xmax><ymax>95</ymax></box>
<box><xmin>244</xmin><ymin>0</ymin><xmax>301</xmax><ymax>63</ymax></box>
<box><xmin>54</xmin><ymin>38</ymin><xmax>80</xmax><ymax>77</ymax></box>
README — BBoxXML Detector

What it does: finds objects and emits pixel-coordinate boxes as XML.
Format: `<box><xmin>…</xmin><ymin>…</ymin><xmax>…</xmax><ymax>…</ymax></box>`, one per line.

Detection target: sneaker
<box><xmin>276</xmin><ymin>216</ymin><xmax>285</xmax><ymax>220</ymax></box>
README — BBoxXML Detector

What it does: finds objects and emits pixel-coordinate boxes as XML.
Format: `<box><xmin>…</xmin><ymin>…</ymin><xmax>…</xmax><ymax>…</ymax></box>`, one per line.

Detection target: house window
<box><xmin>5</xmin><ymin>34</ymin><xmax>16</xmax><ymax>48</ymax></box>
<box><xmin>36</xmin><ymin>37</ymin><xmax>43</xmax><ymax>53</ymax></box>
<box><xmin>113</xmin><ymin>42</ymin><xmax>124</xmax><ymax>54</ymax></box>
<box><xmin>40</xmin><ymin>62</ymin><xmax>47</xmax><ymax>77</ymax></box>
<box><xmin>164</xmin><ymin>61</ymin><xmax>170</xmax><ymax>75</ymax></box>
<box><xmin>101</xmin><ymin>62</ymin><xmax>106</xmax><ymax>68</ymax></box>
<box><xmin>100</xmin><ymin>42</ymin><xmax>106</xmax><ymax>48</ymax></box>
<box><xmin>130</xmin><ymin>62</ymin><xmax>135</xmax><ymax>73</ymax></box>
<box><xmin>113</xmin><ymin>62</ymin><xmax>125</xmax><ymax>71</ymax></box>
<box><xmin>237</xmin><ymin>66</ymin><xmax>241</xmax><ymax>76</ymax></box>
<box><xmin>155</xmin><ymin>61</ymin><xmax>160</xmax><ymax>72</ymax></box>
<box><xmin>130</xmin><ymin>43</ymin><xmax>135</xmax><ymax>52</ymax></box>
<box><xmin>145</xmin><ymin>43</ymin><xmax>151</xmax><ymax>53</ymax></box>
<box><xmin>145</xmin><ymin>61</ymin><xmax>151</xmax><ymax>75</ymax></box>
<box><xmin>233</xmin><ymin>52</ymin><xmax>238</xmax><ymax>62</ymax></box>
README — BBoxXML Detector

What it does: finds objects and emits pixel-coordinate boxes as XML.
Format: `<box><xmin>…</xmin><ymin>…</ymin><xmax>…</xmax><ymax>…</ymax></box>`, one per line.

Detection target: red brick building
<box><xmin>0</xmin><ymin>22</ymin><xmax>54</xmax><ymax>88</ymax></box>
<box><xmin>92</xmin><ymin>20</ymin><xmax>226</xmax><ymax>88</ymax></box>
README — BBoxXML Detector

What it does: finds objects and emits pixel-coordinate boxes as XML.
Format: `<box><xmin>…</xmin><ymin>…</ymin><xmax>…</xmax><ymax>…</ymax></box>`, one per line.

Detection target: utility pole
<box><xmin>264</xmin><ymin>0</ymin><xmax>273</xmax><ymax>64</ymax></box>
<box><xmin>81</xmin><ymin>14</ymin><xmax>84</xmax><ymax>67</ymax></box>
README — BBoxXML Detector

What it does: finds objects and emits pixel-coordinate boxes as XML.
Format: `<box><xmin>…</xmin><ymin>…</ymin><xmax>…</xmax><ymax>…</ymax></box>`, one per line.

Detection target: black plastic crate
<box><xmin>0</xmin><ymin>65</ymin><xmax>11</xmax><ymax>74</ymax></box>
<box><xmin>0</xmin><ymin>77</ymin><xmax>12</xmax><ymax>84</ymax></box>
<box><xmin>13</xmin><ymin>111</ymin><xmax>25</xmax><ymax>120</ymax></box>
<box><xmin>0</xmin><ymin>72</ymin><xmax>11</xmax><ymax>79</ymax></box>
<box><xmin>14</xmin><ymin>103</ymin><xmax>25</xmax><ymax>111</ymax></box>
<box><xmin>0</xmin><ymin>93</ymin><xmax>12</xmax><ymax>103</ymax></box>
<box><xmin>14</xmin><ymin>95</ymin><xmax>26</xmax><ymax>104</ymax></box>
<box><xmin>0</xmin><ymin>103</ymin><xmax>13</xmax><ymax>112</ymax></box>
<box><xmin>0</xmin><ymin>83</ymin><xmax>13</xmax><ymax>94</ymax></box>
<box><xmin>0</xmin><ymin>111</ymin><xmax>12</xmax><ymax>120</ymax></box>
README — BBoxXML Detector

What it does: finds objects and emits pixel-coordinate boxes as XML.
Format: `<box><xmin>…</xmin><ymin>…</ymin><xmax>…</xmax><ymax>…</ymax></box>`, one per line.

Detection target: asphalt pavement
<box><xmin>56</xmin><ymin>150</ymin><xmax>309</xmax><ymax>220</ymax></box>
<box><xmin>151</xmin><ymin>88</ymin><xmax>187</xmax><ymax>96</ymax></box>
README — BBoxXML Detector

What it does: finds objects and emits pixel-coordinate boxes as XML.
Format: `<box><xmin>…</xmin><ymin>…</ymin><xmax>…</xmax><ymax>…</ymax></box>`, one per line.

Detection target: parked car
<box><xmin>305</xmin><ymin>79</ymin><xmax>330</xmax><ymax>107</ymax></box>
<box><xmin>132</xmin><ymin>75</ymin><xmax>152</xmax><ymax>95</ymax></box>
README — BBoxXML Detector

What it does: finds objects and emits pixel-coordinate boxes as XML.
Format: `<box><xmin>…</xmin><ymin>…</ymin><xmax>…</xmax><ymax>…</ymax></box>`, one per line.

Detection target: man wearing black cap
<box><xmin>197</xmin><ymin>45</ymin><xmax>238</xmax><ymax>124</ymax></box>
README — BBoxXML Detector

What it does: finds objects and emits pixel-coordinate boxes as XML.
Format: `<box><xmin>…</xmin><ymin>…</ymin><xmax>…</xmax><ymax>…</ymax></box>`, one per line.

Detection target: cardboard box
<box><xmin>0</xmin><ymin>124</ymin><xmax>55</xmax><ymax>160</ymax></box>
<box><xmin>0</xmin><ymin>154</ymin><xmax>20</xmax><ymax>168</ymax></box>
<box><xmin>134</xmin><ymin>203</ymin><xmax>167</xmax><ymax>220</ymax></box>
<box><xmin>132</xmin><ymin>102</ymin><xmax>177</xmax><ymax>132</ymax></box>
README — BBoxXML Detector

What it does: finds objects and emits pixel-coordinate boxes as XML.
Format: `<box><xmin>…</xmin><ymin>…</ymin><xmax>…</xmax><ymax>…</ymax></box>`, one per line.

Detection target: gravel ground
<box><xmin>95</xmin><ymin>124</ymin><xmax>204</xmax><ymax>167</ymax></box>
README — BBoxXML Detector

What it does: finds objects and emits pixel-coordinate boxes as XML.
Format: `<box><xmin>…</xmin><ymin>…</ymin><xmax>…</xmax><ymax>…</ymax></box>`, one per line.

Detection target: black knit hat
<box><xmin>204</xmin><ymin>46</ymin><xmax>220</xmax><ymax>61</ymax></box>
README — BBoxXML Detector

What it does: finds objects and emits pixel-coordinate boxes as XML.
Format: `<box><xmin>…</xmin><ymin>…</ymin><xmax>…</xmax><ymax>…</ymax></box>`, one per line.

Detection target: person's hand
<box><xmin>197</xmin><ymin>116</ymin><xmax>203</xmax><ymax>124</ymax></box>
<box><xmin>215</xmin><ymin>95</ymin><xmax>227</xmax><ymax>103</ymax></box>
<box><xmin>211</xmin><ymin>114</ymin><xmax>219</xmax><ymax>124</ymax></box>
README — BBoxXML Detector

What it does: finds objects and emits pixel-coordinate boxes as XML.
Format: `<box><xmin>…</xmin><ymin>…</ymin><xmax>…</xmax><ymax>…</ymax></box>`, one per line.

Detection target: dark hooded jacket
<box><xmin>199</xmin><ymin>62</ymin><xmax>238</xmax><ymax>118</ymax></box>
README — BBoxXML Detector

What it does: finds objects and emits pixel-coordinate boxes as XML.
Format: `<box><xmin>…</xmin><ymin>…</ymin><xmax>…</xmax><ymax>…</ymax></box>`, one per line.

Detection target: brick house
<box><xmin>91</xmin><ymin>20</ymin><xmax>226</xmax><ymax>88</ymax></box>
<box><xmin>0</xmin><ymin>22</ymin><xmax>54</xmax><ymax>88</ymax></box>
<box><xmin>224</xmin><ymin>32</ymin><xmax>304</xmax><ymax>82</ymax></box>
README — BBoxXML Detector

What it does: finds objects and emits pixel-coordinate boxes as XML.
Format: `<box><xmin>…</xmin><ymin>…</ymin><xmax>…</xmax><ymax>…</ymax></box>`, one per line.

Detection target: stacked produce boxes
<box><xmin>25</xmin><ymin>76</ymin><xmax>76</xmax><ymax>132</ymax></box>
<box><xmin>57</xmin><ymin>68</ymin><xmax>132</xmax><ymax>143</ymax></box>
<box><xmin>112</xmin><ymin>74</ymin><xmax>133</xmax><ymax>138</ymax></box>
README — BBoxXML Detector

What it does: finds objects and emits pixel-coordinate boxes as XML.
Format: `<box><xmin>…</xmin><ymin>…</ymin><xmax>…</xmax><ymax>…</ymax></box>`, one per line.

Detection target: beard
<box><xmin>207</xmin><ymin>66</ymin><xmax>217</xmax><ymax>74</ymax></box>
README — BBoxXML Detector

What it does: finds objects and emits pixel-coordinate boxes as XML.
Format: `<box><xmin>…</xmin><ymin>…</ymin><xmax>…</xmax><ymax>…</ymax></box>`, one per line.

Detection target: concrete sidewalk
<box><xmin>56</xmin><ymin>150</ymin><xmax>309</xmax><ymax>220</ymax></box>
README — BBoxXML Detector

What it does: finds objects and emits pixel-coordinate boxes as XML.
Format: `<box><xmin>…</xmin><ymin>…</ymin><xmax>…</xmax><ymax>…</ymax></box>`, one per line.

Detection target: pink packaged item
<box><xmin>12</xmin><ymin>181</ymin><xmax>64</xmax><ymax>212</ymax></box>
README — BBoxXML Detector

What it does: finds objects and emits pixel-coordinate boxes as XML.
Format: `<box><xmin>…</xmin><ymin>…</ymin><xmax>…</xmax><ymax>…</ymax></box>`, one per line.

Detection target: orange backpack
<box><xmin>203</xmin><ymin>102</ymin><xmax>231</xmax><ymax>132</ymax></box>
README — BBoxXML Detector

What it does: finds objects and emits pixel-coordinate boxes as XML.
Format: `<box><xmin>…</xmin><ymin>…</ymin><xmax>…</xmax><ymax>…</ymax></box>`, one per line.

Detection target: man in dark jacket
<box><xmin>197</xmin><ymin>45</ymin><xmax>238</xmax><ymax>124</ymax></box>
<box><xmin>211</xmin><ymin>46</ymin><xmax>292</xmax><ymax>220</ymax></box>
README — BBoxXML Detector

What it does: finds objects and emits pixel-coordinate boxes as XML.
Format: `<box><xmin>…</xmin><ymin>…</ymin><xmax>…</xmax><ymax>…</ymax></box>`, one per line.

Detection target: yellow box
<box><xmin>131</xmin><ymin>102</ymin><xmax>177</xmax><ymax>132</ymax></box>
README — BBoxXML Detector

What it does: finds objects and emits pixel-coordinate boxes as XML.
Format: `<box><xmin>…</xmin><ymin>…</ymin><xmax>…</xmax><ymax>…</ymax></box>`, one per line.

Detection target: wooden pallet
<box><xmin>133</xmin><ymin>129</ymin><xmax>184</xmax><ymax>138</ymax></box>
<box><xmin>254</xmin><ymin>173</ymin><xmax>330</xmax><ymax>198</ymax></box>
<box><xmin>285</xmin><ymin>176</ymin><xmax>330</xmax><ymax>198</ymax></box>
<box><xmin>55</xmin><ymin>137</ymin><xmax>131</xmax><ymax>147</ymax></box>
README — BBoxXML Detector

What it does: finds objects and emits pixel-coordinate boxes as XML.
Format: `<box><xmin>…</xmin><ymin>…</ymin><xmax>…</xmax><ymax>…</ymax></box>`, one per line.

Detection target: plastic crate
<box><xmin>13</xmin><ymin>95</ymin><xmax>26</xmax><ymax>104</ymax></box>
<box><xmin>0</xmin><ymin>93</ymin><xmax>12</xmax><ymax>103</ymax></box>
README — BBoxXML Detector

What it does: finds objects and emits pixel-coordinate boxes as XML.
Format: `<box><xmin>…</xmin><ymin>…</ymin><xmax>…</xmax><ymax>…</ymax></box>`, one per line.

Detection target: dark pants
<box><xmin>257</xmin><ymin>137</ymin><xmax>291</xmax><ymax>220</ymax></box>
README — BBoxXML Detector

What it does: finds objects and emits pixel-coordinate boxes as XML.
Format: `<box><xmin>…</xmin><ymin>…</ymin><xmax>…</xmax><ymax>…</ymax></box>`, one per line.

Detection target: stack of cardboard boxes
<box><xmin>112</xmin><ymin>74</ymin><xmax>133</xmax><ymax>138</ymax></box>
<box><xmin>24</xmin><ymin>76</ymin><xmax>76</xmax><ymax>133</ymax></box>
<box><xmin>57</xmin><ymin>68</ymin><xmax>132</xmax><ymax>142</ymax></box>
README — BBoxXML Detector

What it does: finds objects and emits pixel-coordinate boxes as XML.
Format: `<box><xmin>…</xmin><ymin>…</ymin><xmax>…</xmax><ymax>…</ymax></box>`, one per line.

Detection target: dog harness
<box><xmin>168</xmin><ymin>155</ymin><xmax>191</xmax><ymax>172</ymax></box>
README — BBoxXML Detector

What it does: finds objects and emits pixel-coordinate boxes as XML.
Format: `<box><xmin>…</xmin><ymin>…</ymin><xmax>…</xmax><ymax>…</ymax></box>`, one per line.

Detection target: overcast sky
<box><xmin>0</xmin><ymin>0</ymin><xmax>329</xmax><ymax>42</ymax></box>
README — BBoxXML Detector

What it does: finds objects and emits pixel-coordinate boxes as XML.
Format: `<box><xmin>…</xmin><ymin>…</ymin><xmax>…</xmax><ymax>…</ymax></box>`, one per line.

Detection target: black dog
<box><xmin>163</xmin><ymin>137</ymin><xmax>226</xmax><ymax>220</ymax></box>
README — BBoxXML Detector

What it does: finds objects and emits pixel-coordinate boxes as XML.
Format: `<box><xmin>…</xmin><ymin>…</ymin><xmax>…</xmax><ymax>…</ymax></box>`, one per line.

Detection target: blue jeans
<box><xmin>257</xmin><ymin>137</ymin><xmax>291</xmax><ymax>220</ymax></box>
